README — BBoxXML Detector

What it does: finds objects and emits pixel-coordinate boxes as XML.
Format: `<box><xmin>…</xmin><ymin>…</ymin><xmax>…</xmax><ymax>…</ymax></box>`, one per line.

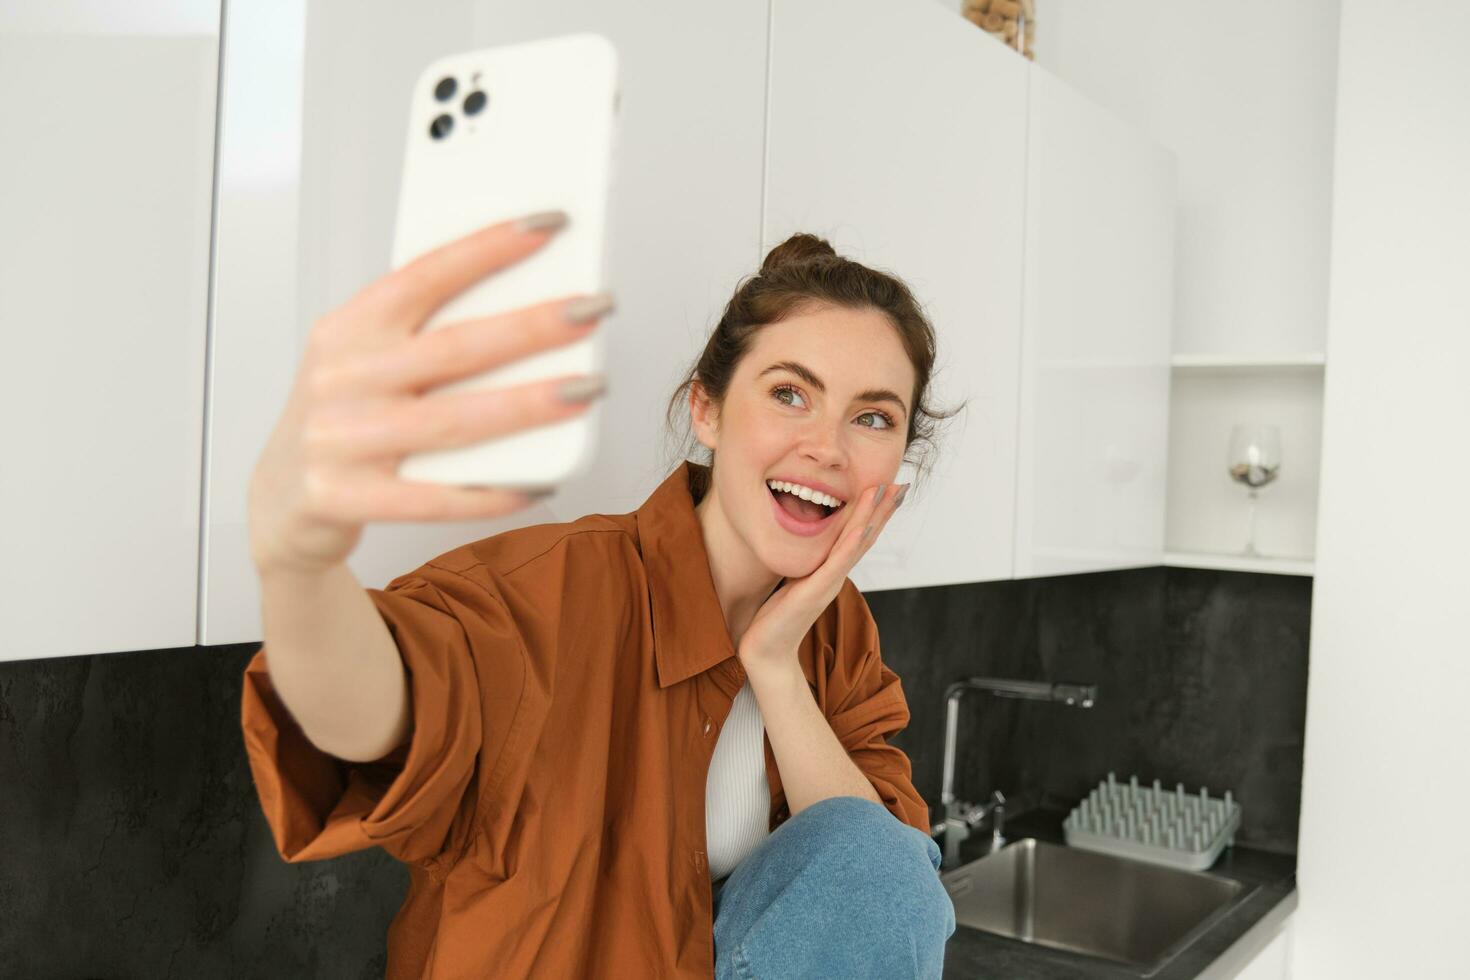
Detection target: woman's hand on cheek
<box><xmin>737</xmin><ymin>481</ymin><xmax>910</xmax><ymax>677</ymax></box>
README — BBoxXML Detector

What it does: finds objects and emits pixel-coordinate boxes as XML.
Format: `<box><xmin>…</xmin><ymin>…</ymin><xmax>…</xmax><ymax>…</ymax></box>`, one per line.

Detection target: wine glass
<box><xmin>1227</xmin><ymin>424</ymin><xmax>1281</xmax><ymax>557</ymax></box>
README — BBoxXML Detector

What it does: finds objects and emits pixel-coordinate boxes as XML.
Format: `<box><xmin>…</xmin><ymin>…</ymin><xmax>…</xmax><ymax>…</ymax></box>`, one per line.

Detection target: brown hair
<box><xmin>663</xmin><ymin>233</ymin><xmax>965</xmax><ymax>501</ymax></box>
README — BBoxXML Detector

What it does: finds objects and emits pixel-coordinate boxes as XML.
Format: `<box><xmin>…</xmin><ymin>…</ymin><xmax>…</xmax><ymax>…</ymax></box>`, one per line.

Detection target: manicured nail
<box><xmin>521</xmin><ymin>488</ymin><xmax>555</xmax><ymax>501</ymax></box>
<box><xmin>563</xmin><ymin>292</ymin><xmax>615</xmax><ymax>324</ymax></box>
<box><xmin>875</xmin><ymin>483</ymin><xmax>888</xmax><ymax>505</ymax></box>
<box><xmin>895</xmin><ymin>484</ymin><xmax>910</xmax><ymax>506</ymax></box>
<box><xmin>516</xmin><ymin>210</ymin><xmax>568</xmax><ymax>233</ymax></box>
<box><xmin>558</xmin><ymin>374</ymin><xmax>607</xmax><ymax>404</ymax></box>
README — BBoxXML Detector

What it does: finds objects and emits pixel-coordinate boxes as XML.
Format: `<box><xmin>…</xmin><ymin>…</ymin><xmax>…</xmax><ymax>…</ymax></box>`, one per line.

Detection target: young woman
<box><xmin>242</xmin><ymin>212</ymin><xmax>960</xmax><ymax>978</ymax></box>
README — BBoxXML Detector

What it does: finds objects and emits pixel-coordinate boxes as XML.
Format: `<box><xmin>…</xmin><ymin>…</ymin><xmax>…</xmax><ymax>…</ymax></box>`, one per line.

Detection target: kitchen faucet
<box><xmin>930</xmin><ymin>676</ymin><xmax>1098</xmax><ymax>871</ymax></box>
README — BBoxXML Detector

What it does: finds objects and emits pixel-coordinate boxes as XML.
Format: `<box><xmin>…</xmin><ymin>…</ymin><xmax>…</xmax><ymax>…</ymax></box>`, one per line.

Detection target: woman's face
<box><xmin>691</xmin><ymin>302</ymin><xmax>916</xmax><ymax>579</ymax></box>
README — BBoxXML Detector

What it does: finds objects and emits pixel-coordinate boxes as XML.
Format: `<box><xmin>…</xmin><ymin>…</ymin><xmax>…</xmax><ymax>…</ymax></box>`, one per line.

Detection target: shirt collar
<box><xmin>635</xmin><ymin>460</ymin><xmax>741</xmax><ymax>689</ymax></box>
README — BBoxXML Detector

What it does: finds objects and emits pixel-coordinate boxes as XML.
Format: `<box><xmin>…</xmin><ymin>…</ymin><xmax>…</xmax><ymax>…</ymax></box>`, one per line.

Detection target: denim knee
<box><xmin>792</xmin><ymin>796</ymin><xmax>936</xmax><ymax>865</ymax></box>
<box><xmin>789</xmin><ymin>797</ymin><xmax>953</xmax><ymax>928</ymax></box>
<box><xmin>715</xmin><ymin>795</ymin><xmax>955</xmax><ymax>978</ymax></box>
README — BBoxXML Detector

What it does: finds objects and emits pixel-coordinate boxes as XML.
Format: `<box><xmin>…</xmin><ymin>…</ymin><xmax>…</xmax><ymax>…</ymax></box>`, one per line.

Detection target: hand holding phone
<box><xmin>391</xmin><ymin>34</ymin><xmax>619</xmax><ymax>490</ymax></box>
<box><xmin>247</xmin><ymin>215</ymin><xmax>611</xmax><ymax>577</ymax></box>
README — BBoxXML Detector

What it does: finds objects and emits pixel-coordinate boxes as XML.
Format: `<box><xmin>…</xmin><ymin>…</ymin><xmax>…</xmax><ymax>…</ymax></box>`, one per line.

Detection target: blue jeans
<box><xmin>711</xmin><ymin>796</ymin><xmax>956</xmax><ymax>979</ymax></box>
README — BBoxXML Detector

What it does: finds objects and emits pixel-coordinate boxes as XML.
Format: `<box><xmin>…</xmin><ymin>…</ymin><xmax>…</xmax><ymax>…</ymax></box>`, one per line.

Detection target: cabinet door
<box><xmin>1231</xmin><ymin>920</ymin><xmax>1292</xmax><ymax>980</ymax></box>
<box><xmin>1013</xmin><ymin>66</ymin><xmax>1176</xmax><ymax>578</ymax></box>
<box><xmin>199</xmin><ymin>0</ymin><xmax>456</xmax><ymax>645</ymax></box>
<box><xmin>765</xmin><ymin>0</ymin><xmax>1028</xmax><ymax>591</ymax></box>
<box><xmin>0</xmin><ymin>5</ymin><xmax>220</xmax><ymax>661</ymax></box>
<box><xmin>200</xmin><ymin>1</ymin><xmax>772</xmax><ymax>643</ymax></box>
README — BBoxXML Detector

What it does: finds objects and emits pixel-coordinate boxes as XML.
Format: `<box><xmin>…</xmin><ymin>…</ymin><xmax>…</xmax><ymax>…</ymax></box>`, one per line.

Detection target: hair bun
<box><xmin>760</xmin><ymin>233</ymin><xmax>838</xmax><ymax>276</ymax></box>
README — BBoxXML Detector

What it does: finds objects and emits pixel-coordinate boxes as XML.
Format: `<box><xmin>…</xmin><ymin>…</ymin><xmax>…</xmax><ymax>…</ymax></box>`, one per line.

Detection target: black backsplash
<box><xmin>866</xmin><ymin>566</ymin><xmax>1311</xmax><ymax>856</ymax></box>
<box><xmin>0</xmin><ymin>566</ymin><xmax>1309</xmax><ymax>976</ymax></box>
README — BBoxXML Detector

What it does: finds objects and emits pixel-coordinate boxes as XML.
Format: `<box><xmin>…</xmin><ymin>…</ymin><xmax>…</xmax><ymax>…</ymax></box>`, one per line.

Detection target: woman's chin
<box><xmin>762</xmin><ymin>542</ymin><xmax>831</xmax><ymax>580</ymax></box>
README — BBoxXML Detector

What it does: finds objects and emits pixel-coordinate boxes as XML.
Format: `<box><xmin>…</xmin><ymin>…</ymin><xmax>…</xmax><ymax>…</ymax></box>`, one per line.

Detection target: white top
<box><xmin>705</xmin><ymin>677</ymin><xmax>772</xmax><ymax>882</ymax></box>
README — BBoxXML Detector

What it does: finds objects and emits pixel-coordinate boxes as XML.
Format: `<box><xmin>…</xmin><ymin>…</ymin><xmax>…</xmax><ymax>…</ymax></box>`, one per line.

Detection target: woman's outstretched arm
<box><xmin>256</xmin><ymin>561</ymin><xmax>412</xmax><ymax>763</ymax></box>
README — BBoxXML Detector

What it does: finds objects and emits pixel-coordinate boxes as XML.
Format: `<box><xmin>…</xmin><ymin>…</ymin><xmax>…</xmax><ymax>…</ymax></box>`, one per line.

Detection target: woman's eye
<box><xmin>771</xmin><ymin>385</ymin><xmax>895</xmax><ymax>430</ymax></box>
<box><xmin>860</xmin><ymin>410</ymin><xmax>896</xmax><ymax>430</ymax></box>
<box><xmin>772</xmin><ymin>384</ymin><xmax>805</xmax><ymax>410</ymax></box>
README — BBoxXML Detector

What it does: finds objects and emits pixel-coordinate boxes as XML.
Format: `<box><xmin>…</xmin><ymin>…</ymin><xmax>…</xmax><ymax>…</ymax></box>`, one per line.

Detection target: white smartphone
<box><xmin>390</xmin><ymin>34</ymin><xmax>619</xmax><ymax>492</ymax></box>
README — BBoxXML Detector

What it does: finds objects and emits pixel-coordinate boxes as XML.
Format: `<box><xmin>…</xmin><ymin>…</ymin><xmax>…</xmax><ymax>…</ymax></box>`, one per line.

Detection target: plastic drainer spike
<box><xmin>1062</xmin><ymin>771</ymin><xmax>1242</xmax><ymax>871</ymax></box>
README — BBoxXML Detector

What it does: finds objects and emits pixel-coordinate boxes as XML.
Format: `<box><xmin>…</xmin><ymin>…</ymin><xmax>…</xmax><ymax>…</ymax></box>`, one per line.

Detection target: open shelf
<box><xmin>1171</xmin><ymin>353</ymin><xmax>1326</xmax><ymax>370</ymax></box>
<box><xmin>1164</xmin><ymin>550</ymin><xmax>1314</xmax><ymax>577</ymax></box>
<box><xmin>1164</xmin><ymin>361</ymin><xmax>1324</xmax><ymax>572</ymax></box>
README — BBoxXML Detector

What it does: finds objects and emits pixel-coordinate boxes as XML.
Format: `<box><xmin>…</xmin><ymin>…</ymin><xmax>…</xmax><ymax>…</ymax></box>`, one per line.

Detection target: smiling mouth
<box><xmin>768</xmin><ymin>483</ymin><xmax>842</xmax><ymax>522</ymax></box>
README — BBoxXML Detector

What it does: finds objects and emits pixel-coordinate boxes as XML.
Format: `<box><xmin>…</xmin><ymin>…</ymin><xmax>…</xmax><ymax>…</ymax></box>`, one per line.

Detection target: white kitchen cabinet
<box><xmin>199</xmin><ymin>0</ymin><xmax>772</xmax><ymax>643</ymax></box>
<box><xmin>1030</xmin><ymin>2</ymin><xmax>1334</xmax><ymax>581</ymax></box>
<box><xmin>1224</xmin><ymin>918</ymin><xmax>1292</xmax><ymax>980</ymax></box>
<box><xmin>765</xmin><ymin>0</ymin><xmax>1175</xmax><ymax>589</ymax></box>
<box><xmin>3</xmin><ymin>0</ymin><xmax>1179</xmax><ymax>661</ymax></box>
<box><xmin>1011</xmin><ymin>65</ymin><xmax>1176</xmax><ymax>579</ymax></box>
<box><xmin>765</xmin><ymin>0</ymin><xmax>1030</xmax><ymax>591</ymax></box>
<box><xmin>0</xmin><ymin>4</ymin><xmax>221</xmax><ymax>661</ymax></box>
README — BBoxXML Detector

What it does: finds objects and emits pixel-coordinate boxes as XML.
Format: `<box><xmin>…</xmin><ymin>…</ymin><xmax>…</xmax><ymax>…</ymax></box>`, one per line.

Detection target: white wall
<box><xmin>1024</xmin><ymin>0</ymin><xmax>1340</xmax><ymax>358</ymax></box>
<box><xmin>1293</xmin><ymin>1</ymin><xmax>1470</xmax><ymax>976</ymax></box>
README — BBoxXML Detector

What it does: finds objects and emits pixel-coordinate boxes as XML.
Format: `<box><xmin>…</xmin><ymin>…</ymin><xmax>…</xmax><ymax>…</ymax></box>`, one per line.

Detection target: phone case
<box><xmin>390</xmin><ymin>34</ymin><xmax>619</xmax><ymax>491</ymax></box>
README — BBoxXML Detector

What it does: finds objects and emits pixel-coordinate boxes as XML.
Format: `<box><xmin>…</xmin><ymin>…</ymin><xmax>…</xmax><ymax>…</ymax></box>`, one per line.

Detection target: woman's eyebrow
<box><xmin>757</xmin><ymin>360</ymin><xmax>909</xmax><ymax>420</ymax></box>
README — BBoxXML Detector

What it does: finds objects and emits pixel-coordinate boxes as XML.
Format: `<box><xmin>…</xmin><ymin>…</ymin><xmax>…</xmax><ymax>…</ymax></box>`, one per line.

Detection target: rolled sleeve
<box><xmin>241</xmin><ymin>565</ymin><xmax>527</xmax><ymax>873</ymax></box>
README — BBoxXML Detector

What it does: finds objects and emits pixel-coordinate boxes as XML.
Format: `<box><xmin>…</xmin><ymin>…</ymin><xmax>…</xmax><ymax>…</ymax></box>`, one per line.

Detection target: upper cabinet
<box><xmin>1012</xmin><ymin>67</ymin><xmax>1177</xmax><ymax>578</ymax></box>
<box><xmin>0</xmin><ymin>4</ymin><xmax>221</xmax><ymax>662</ymax></box>
<box><xmin>766</xmin><ymin>0</ymin><xmax>1176</xmax><ymax>590</ymax></box>
<box><xmin>1</xmin><ymin>0</ymin><xmax>1180</xmax><ymax>661</ymax></box>
<box><xmin>765</xmin><ymin>0</ymin><xmax>1030</xmax><ymax>591</ymax></box>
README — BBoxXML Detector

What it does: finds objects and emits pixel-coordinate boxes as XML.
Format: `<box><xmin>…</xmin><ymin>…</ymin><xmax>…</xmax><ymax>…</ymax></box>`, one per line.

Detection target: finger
<box><xmin>316</xmin><ymin>293</ymin><xmax>611</xmax><ymax>399</ymax></box>
<box><xmin>840</xmin><ymin>483</ymin><xmax>888</xmax><ymax>553</ymax></box>
<box><xmin>354</xmin><ymin>211</ymin><xmax>568</xmax><ymax>334</ymax></box>
<box><xmin>856</xmin><ymin>482</ymin><xmax>907</xmax><ymax>549</ymax></box>
<box><xmin>863</xmin><ymin>485</ymin><xmax>891</xmax><ymax>542</ymax></box>
<box><xmin>301</xmin><ymin>373</ymin><xmax>604</xmax><ymax>462</ymax></box>
<box><xmin>308</xmin><ymin>468</ymin><xmax>546</xmax><ymax>524</ymax></box>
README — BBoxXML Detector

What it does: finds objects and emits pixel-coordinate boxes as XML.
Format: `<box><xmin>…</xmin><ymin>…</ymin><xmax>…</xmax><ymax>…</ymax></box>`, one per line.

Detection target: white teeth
<box><xmin>767</xmin><ymin>479</ymin><xmax>842</xmax><ymax>509</ymax></box>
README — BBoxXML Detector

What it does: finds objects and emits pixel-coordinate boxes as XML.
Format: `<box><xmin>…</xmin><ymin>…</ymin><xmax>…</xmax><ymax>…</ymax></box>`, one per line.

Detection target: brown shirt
<box><xmin>240</xmin><ymin>460</ymin><xmax>930</xmax><ymax>978</ymax></box>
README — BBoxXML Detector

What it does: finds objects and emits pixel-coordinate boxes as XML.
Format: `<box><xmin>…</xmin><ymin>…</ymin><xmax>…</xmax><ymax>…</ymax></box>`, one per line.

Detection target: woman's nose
<box><xmin>799</xmin><ymin>428</ymin><xmax>846</xmax><ymax>465</ymax></box>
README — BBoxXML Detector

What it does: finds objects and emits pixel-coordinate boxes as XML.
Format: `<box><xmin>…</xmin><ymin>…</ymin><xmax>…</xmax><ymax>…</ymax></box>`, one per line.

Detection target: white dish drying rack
<box><xmin>1063</xmin><ymin>771</ymin><xmax>1241</xmax><ymax>871</ymax></box>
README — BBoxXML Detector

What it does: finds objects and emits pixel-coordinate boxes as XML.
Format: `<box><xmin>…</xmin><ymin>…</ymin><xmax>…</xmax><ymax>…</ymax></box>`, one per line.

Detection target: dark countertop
<box><xmin>940</xmin><ymin>807</ymin><xmax>1298</xmax><ymax>980</ymax></box>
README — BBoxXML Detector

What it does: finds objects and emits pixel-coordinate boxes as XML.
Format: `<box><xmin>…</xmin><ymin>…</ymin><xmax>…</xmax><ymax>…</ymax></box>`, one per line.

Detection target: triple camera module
<box><xmin>428</xmin><ymin>75</ymin><xmax>487</xmax><ymax>141</ymax></box>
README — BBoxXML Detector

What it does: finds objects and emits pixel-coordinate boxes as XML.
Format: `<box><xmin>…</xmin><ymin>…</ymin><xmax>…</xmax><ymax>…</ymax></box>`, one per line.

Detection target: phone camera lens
<box><xmin>434</xmin><ymin>76</ymin><xmax>457</xmax><ymax>101</ymax></box>
<box><xmin>429</xmin><ymin>113</ymin><xmax>454</xmax><ymax>140</ymax></box>
<box><xmin>463</xmin><ymin>90</ymin><xmax>487</xmax><ymax>115</ymax></box>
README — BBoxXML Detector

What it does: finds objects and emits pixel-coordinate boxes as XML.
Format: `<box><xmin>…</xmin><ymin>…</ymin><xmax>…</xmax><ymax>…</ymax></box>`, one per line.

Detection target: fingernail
<box><xmin>558</xmin><ymin>374</ymin><xmax>607</xmax><ymax>404</ymax></box>
<box><xmin>875</xmin><ymin>483</ymin><xmax>888</xmax><ymax>505</ymax></box>
<box><xmin>521</xmin><ymin>488</ymin><xmax>555</xmax><ymax>501</ymax></box>
<box><xmin>516</xmin><ymin>210</ymin><xmax>568</xmax><ymax>233</ymax></box>
<box><xmin>895</xmin><ymin>484</ymin><xmax>910</xmax><ymax>506</ymax></box>
<box><xmin>563</xmin><ymin>292</ymin><xmax>615</xmax><ymax>324</ymax></box>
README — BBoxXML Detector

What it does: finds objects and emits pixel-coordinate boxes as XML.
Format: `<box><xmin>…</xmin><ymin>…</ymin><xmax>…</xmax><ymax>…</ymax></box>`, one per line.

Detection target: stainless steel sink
<box><xmin>940</xmin><ymin>838</ymin><xmax>1253</xmax><ymax>975</ymax></box>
